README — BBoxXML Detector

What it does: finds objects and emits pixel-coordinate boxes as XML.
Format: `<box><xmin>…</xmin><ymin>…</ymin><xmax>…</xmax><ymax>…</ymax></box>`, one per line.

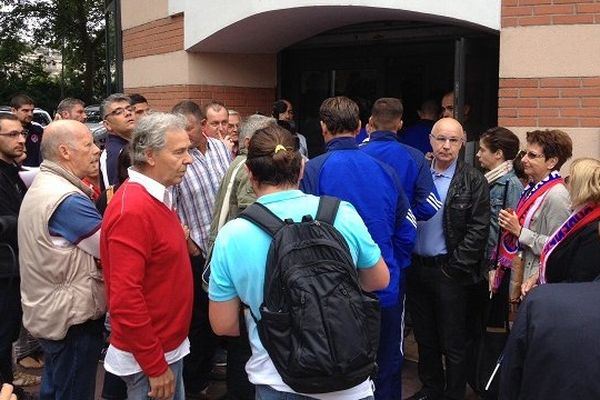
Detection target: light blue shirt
<box><xmin>414</xmin><ymin>160</ymin><xmax>457</xmax><ymax>257</ymax></box>
<box><xmin>208</xmin><ymin>189</ymin><xmax>381</xmax><ymax>398</ymax></box>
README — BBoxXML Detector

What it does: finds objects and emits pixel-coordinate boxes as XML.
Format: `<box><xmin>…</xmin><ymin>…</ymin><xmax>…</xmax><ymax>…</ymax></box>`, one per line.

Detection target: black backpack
<box><xmin>239</xmin><ymin>195</ymin><xmax>380</xmax><ymax>394</ymax></box>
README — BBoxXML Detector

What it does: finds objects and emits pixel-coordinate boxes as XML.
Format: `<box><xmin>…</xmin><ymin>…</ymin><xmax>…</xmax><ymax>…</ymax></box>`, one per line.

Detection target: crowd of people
<box><xmin>0</xmin><ymin>90</ymin><xmax>599</xmax><ymax>400</ymax></box>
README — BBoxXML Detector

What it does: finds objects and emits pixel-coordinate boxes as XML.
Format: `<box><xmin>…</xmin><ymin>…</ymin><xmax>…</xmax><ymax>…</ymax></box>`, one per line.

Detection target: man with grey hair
<box><xmin>100</xmin><ymin>93</ymin><xmax>135</xmax><ymax>187</ymax></box>
<box><xmin>171</xmin><ymin>100</ymin><xmax>231</xmax><ymax>397</ymax></box>
<box><xmin>18</xmin><ymin>119</ymin><xmax>105</xmax><ymax>399</ymax></box>
<box><xmin>55</xmin><ymin>97</ymin><xmax>87</xmax><ymax>123</ymax></box>
<box><xmin>100</xmin><ymin>112</ymin><xmax>193</xmax><ymax>400</ymax></box>
<box><xmin>205</xmin><ymin>113</ymin><xmax>274</xmax><ymax>399</ymax></box>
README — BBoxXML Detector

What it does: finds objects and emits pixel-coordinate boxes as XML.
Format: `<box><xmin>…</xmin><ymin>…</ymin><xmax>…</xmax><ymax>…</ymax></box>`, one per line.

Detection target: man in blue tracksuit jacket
<box><xmin>300</xmin><ymin>96</ymin><xmax>416</xmax><ymax>400</ymax></box>
<box><xmin>360</xmin><ymin>98</ymin><xmax>442</xmax><ymax>399</ymax></box>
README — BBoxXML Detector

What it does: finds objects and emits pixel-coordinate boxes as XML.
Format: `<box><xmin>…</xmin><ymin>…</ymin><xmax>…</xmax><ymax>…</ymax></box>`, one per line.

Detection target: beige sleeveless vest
<box><xmin>18</xmin><ymin>165</ymin><xmax>106</xmax><ymax>340</ymax></box>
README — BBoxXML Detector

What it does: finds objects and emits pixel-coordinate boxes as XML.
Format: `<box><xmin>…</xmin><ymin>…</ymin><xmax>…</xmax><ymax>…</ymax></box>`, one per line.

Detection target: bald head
<box><xmin>42</xmin><ymin>120</ymin><xmax>84</xmax><ymax>161</ymax></box>
<box><xmin>432</xmin><ymin>117</ymin><xmax>464</xmax><ymax>138</ymax></box>
<box><xmin>430</xmin><ymin>118</ymin><xmax>465</xmax><ymax>167</ymax></box>
<box><xmin>41</xmin><ymin>120</ymin><xmax>100</xmax><ymax>178</ymax></box>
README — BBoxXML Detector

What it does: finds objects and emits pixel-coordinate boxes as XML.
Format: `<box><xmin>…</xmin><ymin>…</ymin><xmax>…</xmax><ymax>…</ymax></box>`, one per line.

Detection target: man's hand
<box><xmin>0</xmin><ymin>383</ymin><xmax>17</xmax><ymax>400</ymax></box>
<box><xmin>148</xmin><ymin>367</ymin><xmax>175</xmax><ymax>400</ymax></box>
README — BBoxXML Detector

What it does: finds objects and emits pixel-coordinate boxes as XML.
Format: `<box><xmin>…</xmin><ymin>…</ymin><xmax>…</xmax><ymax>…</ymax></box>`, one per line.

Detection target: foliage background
<box><xmin>0</xmin><ymin>0</ymin><xmax>110</xmax><ymax>111</ymax></box>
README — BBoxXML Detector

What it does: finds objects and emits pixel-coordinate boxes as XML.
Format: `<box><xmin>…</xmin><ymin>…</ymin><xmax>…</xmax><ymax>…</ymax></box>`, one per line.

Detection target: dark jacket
<box><xmin>545</xmin><ymin>217</ymin><xmax>600</xmax><ymax>283</ymax></box>
<box><xmin>0</xmin><ymin>159</ymin><xmax>27</xmax><ymax>278</ymax></box>
<box><xmin>23</xmin><ymin>122</ymin><xmax>43</xmax><ymax>167</ymax></box>
<box><xmin>500</xmin><ymin>281</ymin><xmax>600</xmax><ymax>400</ymax></box>
<box><xmin>441</xmin><ymin>160</ymin><xmax>490</xmax><ymax>285</ymax></box>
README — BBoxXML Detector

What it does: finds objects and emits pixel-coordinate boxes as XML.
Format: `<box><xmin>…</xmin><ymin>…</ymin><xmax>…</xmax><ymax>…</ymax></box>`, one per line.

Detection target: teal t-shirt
<box><xmin>208</xmin><ymin>189</ymin><xmax>381</xmax><ymax>397</ymax></box>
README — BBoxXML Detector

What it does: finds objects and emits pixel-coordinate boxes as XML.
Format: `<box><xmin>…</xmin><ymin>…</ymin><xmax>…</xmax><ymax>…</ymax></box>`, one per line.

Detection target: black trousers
<box><xmin>0</xmin><ymin>277</ymin><xmax>21</xmax><ymax>384</ymax></box>
<box><xmin>226</xmin><ymin>314</ymin><xmax>255</xmax><ymax>400</ymax></box>
<box><xmin>406</xmin><ymin>257</ymin><xmax>469</xmax><ymax>400</ymax></box>
<box><xmin>184</xmin><ymin>253</ymin><xmax>218</xmax><ymax>394</ymax></box>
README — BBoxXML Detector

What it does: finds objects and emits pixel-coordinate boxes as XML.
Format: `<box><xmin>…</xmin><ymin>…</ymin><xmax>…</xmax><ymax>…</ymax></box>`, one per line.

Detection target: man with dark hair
<box><xmin>272</xmin><ymin>99</ymin><xmax>308</xmax><ymax>157</ymax></box>
<box><xmin>440</xmin><ymin>91</ymin><xmax>485</xmax><ymax>165</ymax></box>
<box><xmin>56</xmin><ymin>98</ymin><xmax>87</xmax><ymax>123</ymax></box>
<box><xmin>0</xmin><ymin>114</ymin><xmax>30</xmax><ymax>389</ymax></box>
<box><xmin>129</xmin><ymin>93</ymin><xmax>150</xmax><ymax>121</ymax></box>
<box><xmin>301</xmin><ymin>96</ymin><xmax>416</xmax><ymax>400</ymax></box>
<box><xmin>399</xmin><ymin>98</ymin><xmax>439</xmax><ymax>154</ymax></box>
<box><xmin>172</xmin><ymin>100</ymin><xmax>231</xmax><ymax>398</ymax></box>
<box><xmin>201</xmin><ymin>101</ymin><xmax>228</xmax><ymax>140</ymax></box>
<box><xmin>407</xmin><ymin>117</ymin><xmax>489</xmax><ymax>400</ymax></box>
<box><xmin>360</xmin><ymin>97</ymin><xmax>442</xmax><ymax>399</ymax></box>
<box><xmin>100</xmin><ymin>93</ymin><xmax>135</xmax><ymax>187</ymax></box>
<box><xmin>10</xmin><ymin>94</ymin><xmax>43</xmax><ymax>167</ymax></box>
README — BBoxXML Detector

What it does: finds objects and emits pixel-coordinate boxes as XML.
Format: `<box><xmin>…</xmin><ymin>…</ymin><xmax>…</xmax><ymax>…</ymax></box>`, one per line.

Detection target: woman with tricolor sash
<box><xmin>497</xmin><ymin>129</ymin><xmax>572</xmax><ymax>298</ymax></box>
<box><xmin>539</xmin><ymin>158</ymin><xmax>600</xmax><ymax>284</ymax></box>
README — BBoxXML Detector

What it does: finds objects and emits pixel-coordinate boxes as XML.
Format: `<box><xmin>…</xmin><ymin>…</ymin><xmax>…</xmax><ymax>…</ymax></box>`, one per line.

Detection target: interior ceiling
<box><xmin>187</xmin><ymin>6</ymin><xmax>492</xmax><ymax>54</ymax></box>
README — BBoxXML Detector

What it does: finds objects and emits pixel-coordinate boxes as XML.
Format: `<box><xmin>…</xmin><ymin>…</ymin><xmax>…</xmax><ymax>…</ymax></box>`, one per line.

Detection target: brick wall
<box><xmin>502</xmin><ymin>0</ymin><xmax>600</xmax><ymax>27</ymax></box>
<box><xmin>498</xmin><ymin>77</ymin><xmax>600</xmax><ymax>127</ymax></box>
<box><xmin>123</xmin><ymin>14</ymin><xmax>184</xmax><ymax>59</ymax></box>
<box><xmin>125</xmin><ymin>84</ymin><xmax>276</xmax><ymax>116</ymax></box>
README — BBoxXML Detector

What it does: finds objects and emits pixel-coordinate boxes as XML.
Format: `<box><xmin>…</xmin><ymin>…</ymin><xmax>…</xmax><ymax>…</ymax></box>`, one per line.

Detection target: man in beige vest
<box><xmin>18</xmin><ymin>120</ymin><xmax>105</xmax><ymax>400</ymax></box>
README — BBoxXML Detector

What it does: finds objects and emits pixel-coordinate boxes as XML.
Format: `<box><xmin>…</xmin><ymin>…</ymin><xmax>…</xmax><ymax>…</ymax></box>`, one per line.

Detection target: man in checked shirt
<box><xmin>171</xmin><ymin>100</ymin><xmax>232</xmax><ymax>398</ymax></box>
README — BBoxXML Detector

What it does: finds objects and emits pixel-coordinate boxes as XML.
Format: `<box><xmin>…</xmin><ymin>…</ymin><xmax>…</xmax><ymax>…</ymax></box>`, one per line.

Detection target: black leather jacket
<box><xmin>441</xmin><ymin>160</ymin><xmax>490</xmax><ymax>285</ymax></box>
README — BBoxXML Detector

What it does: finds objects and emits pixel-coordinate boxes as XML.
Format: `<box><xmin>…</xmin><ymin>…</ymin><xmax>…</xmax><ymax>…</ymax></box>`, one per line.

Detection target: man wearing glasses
<box><xmin>100</xmin><ymin>94</ymin><xmax>136</xmax><ymax>187</ymax></box>
<box><xmin>407</xmin><ymin>117</ymin><xmax>490</xmax><ymax>400</ymax></box>
<box><xmin>0</xmin><ymin>114</ymin><xmax>29</xmax><ymax>390</ymax></box>
<box><xmin>10</xmin><ymin>94</ymin><xmax>43</xmax><ymax>167</ymax></box>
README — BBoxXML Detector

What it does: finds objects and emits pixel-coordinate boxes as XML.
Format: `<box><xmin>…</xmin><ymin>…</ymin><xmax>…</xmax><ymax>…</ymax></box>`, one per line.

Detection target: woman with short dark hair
<box><xmin>498</xmin><ymin>129</ymin><xmax>573</xmax><ymax>297</ymax></box>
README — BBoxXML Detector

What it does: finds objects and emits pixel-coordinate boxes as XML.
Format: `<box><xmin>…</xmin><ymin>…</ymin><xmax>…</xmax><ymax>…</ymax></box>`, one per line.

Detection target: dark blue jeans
<box><xmin>39</xmin><ymin>318</ymin><xmax>104</xmax><ymax>400</ymax></box>
<box><xmin>374</xmin><ymin>271</ymin><xmax>406</xmax><ymax>400</ymax></box>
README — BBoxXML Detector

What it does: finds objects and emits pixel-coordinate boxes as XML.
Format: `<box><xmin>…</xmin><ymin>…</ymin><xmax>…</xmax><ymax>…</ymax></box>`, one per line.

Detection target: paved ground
<box><xmin>19</xmin><ymin>331</ymin><xmax>478</xmax><ymax>399</ymax></box>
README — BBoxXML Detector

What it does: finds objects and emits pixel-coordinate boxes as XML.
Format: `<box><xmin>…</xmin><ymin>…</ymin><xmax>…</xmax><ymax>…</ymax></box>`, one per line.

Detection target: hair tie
<box><xmin>274</xmin><ymin>144</ymin><xmax>287</xmax><ymax>153</ymax></box>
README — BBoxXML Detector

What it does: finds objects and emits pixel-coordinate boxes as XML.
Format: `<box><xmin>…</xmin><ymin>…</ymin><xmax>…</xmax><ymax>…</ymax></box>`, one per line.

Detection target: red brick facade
<box><xmin>123</xmin><ymin>14</ymin><xmax>184</xmax><ymax>60</ymax></box>
<box><xmin>502</xmin><ymin>0</ymin><xmax>600</xmax><ymax>27</ymax></box>
<box><xmin>125</xmin><ymin>84</ymin><xmax>276</xmax><ymax>116</ymax></box>
<box><xmin>498</xmin><ymin>77</ymin><xmax>600</xmax><ymax>127</ymax></box>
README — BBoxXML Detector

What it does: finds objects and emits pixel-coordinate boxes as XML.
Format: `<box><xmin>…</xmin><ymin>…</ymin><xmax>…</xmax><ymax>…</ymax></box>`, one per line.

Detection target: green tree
<box><xmin>0</xmin><ymin>0</ymin><xmax>107</xmax><ymax>109</ymax></box>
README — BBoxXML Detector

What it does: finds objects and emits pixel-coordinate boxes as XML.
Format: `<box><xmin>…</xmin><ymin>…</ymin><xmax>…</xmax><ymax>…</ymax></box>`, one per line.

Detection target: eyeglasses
<box><xmin>430</xmin><ymin>134</ymin><xmax>463</xmax><ymax>145</ymax></box>
<box><xmin>0</xmin><ymin>130</ymin><xmax>28</xmax><ymax>138</ymax></box>
<box><xmin>522</xmin><ymin>150</ymin><xmax>545</xmax><ymax>160</ymax></box>
<box><xmin>105</xmin><ymin>106</ymin><xmax>134</xmax><ymax>118</ymax></box>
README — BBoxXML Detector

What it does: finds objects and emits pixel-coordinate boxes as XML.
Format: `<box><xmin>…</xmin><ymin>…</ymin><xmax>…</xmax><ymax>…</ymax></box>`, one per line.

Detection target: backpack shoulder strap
<box><xmin>316</xmin><ymin>195</ymin><xmax>341</xmax><ymax>225</ymax></box>
<box><xmin>239</xmin><ymin>202</ymin><xmax>285</xmax><ymax>237</ymax></box>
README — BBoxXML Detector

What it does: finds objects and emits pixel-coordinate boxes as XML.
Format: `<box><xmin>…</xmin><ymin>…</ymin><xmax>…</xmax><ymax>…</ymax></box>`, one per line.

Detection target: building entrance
<box><xmin>279</xmin><ymin>20</ymin><xmax>499</xmax><ymax>157</ymax></box>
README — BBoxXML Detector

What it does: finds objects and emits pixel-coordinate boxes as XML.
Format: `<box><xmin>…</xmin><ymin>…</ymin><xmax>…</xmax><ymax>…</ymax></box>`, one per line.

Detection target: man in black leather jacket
<box><xmin>406</xmin><ymin>117</ymin><xmax>490</xmax><ymax>400</ymax></box>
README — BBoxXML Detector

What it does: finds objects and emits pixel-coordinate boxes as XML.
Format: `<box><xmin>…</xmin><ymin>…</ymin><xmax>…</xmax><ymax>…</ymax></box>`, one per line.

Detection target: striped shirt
<box><xmin>175</xmin><ymin>138</ymin><xmax>231</xmax><ymax>254</ymax></box>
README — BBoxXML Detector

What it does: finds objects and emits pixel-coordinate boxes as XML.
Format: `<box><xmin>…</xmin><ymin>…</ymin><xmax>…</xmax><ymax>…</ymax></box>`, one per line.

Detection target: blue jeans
<box><xmin>38</xmin><ymin>318</ymin><xmax>104</xmax><ymax>400</ymax></box>
<box><xmin>374</xmin><ymin>271</ymin><xmax>406</xmax><ymax>400</ymax></box>
<box><xmin>255</xmin><ymin>385</ymin><xmax>374</xmax><ymax>400</ymax></box>
<box><xmin>121</xmin><ymin>358</ymin><xmax>185</xmax><ymax>400</ymax></box>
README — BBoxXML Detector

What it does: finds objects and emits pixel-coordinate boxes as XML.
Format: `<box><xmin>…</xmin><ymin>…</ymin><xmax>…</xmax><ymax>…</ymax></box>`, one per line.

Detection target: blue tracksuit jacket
<box><xmin>361</xmin><ymin>131</ymin><xmax>442</xmax><ymax>222</ymax></box>
<box><xmin>300</xmin><ymin>136</ymin><xmax>416</xmax><ymax>307</ymax></box>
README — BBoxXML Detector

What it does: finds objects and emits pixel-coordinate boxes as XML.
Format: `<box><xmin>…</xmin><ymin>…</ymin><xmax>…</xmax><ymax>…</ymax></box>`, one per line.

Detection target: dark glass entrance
<box><xmin>279</xmin><ymin>21</ymin><xmax>499</xmax><ymax>157</ymax></box>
